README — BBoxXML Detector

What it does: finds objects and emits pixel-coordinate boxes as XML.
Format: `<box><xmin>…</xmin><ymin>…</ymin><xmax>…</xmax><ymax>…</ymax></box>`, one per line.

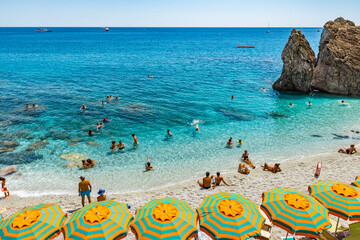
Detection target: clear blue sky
<box><xmin>0</xmin><ymin>0</ymin><xmax>359</xmax><ymax>27</ymax></box>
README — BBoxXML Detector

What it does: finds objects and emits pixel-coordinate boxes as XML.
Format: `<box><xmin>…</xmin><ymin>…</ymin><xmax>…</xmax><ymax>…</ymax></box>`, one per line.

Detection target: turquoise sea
<box><xmin>0</xmin><ymin>27</ymin><xmax>359</xmax><ymax>196</ymax></box>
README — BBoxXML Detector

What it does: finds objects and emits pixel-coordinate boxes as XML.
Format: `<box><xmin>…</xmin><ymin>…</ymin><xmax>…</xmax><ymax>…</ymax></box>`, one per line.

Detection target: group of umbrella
<box><xmin>1</xmin><ymin>178</ymin><xmax>360</xmax><ymax>240</ymax></box>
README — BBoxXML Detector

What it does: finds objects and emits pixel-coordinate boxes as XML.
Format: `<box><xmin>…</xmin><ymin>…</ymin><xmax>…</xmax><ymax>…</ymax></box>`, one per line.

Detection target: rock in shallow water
<box><xmin>0</xmin><ymin>165</ymin><xmax>17</xmax><ymax>176</ymax></box>
<box><xmin>45</xmin><ymin>130</ymin><xmax>71</xmax><ymax>140</ymax></box>
<box><xmin>0</xmin><ymin>151</ymin><xmax>43</xmax><ymax>165</ymax></box>
<box><xmin>0</xmin><ymin>147</ymin><xmax>15</xmax><ymax>154</ymax></box>
<box><xmin>85</xmin><ymin>141</ymin><xmax>100</xmax><ymax>147</ymax></box>
<box><xmin>0</xmin><ymin>141</ymin><xmax>20</xmax><ymax>148</ymax></box>
<box><xmin>26</xmin><ymin>140</ymin><xmax>49</xmax><ymax>151</ymax></box>
<box><xmin>60</xmin><ymin>153</ymin><xmax>88</xmax><ymax>162</ymax></box>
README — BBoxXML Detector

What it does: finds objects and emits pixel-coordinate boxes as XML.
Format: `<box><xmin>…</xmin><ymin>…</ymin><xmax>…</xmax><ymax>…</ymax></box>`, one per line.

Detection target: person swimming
<box><xmin>340</xmin><ymin>100</ymin><xmax>350</xmax><ymax>105</ymax></box>
<box><xmin>132</xmin><ymin>134</ymin><xmax>138</xmax><ymax>146</ymax></box>
<box><xmin>231</xmin><ymin>95</ymin><xmax>234</xmax><ymax>100</ymax></box>
<box><xmin>80</xmin><ymin>104</ymin><xmax>86</xmax><ymax>110</ymax></box>
<box><xmin>110</xmin><ymin>141</ymin><xmax>117</xmax><ymax>151</ymax></box>
<box><xmin>226</xmin><ymin>137</ymin><xmax>233</xmax><ymax>147</ymax></box>
<box><xmin>109</xmin><ymin>95</ymin><xmax>113</xmax><ymax>100</ymax></box>
<box><xmin>195</xmin><ymin>124</ymin><xmax>200</xmax><ymax>133</ymax></box>
<box><xmin>102</xmin><ymin>100</ymin><xmax>106</xmax><ymax>105</ymax></box>
<box><xmin>115</xmin><ymin>96</ymin><xmax>119</xmax><ymax>100</ymax></box>
<box><xmin>102</xmin><ymin>116</ymin><xmax>111</xmax><ymax>123</ymax></box>
<box><xmin>117</xmin><ymin>141</ymin><xmax>128</xmax><ymax>150</ymax></box>
<box><xmin>145</xmin><ymin>156</ymin><xmax>154</xmax><ymax>171</ymax></box>
<box><xmin>96</xmin><ymin>122</ymin><xmax>100</xmax><ymax>131</ymax></box>
<box><xmin>87</xmin><ymin>129</ymin><xmax>99</xmax><ymax>137</ymax></box>
<box><xmin>32</xmin><ymin>104</ymin><xmax>38</xmax><ymax>108</ymax></box>
<box><xmin>307</xmin><ymin>101</ymin><xmax>312</xmax><ymax>106</ymax></box>
<box><xmin>238</xmin><ymin>139</ymin><xmax>243</xmax><ymax>145</ymax></box>
<box><xmin>26</xmin><ymin>103</ymin><xmax>30</xmax><ymax>109</ymax></box>
<box><xmin>166</xmin><ymin>129</ymin><xmax>173</xmax><ymax>137</ymax></box>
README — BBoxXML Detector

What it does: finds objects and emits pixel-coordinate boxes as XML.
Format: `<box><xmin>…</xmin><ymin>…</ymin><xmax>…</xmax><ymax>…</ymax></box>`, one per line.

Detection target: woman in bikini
<box><xmin>242</xmin><ymin>150</ymin><xmax>255</xmax><ymax>169</ymax></box>
<box><xmin>262</xmin><ymin>163</ymin><xmax>282</xmax><ymax>173</ymax></box>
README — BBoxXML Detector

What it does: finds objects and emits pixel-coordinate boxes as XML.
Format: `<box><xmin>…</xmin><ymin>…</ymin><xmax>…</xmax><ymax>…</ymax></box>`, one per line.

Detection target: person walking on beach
<box><xmin>0</xmin><ymin>177</ymin><xmax>9</xmax><ymax>198</ymax></box>
<box><xmin>213</xmin><ymin>172</ymin><xmax>230</xmax><ymax>189</ymax></box>
<box><xmin>198</xmin><ymin>172</ymin><xmax>212</xmax><ymax>189</ymax></box>
<box><xmin>78</xmin><ymin>176</ymin><xmax>92</xmax><ymax>207</ymax></box>
<box><xmin>132</xmin><ymin>134</ymin><xmax>138</xmax><ymax>146</ymax></box>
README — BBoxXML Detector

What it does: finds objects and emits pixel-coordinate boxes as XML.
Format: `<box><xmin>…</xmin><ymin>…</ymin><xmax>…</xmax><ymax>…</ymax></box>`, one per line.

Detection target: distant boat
<box><xmin>237</xmin><ymin>46</ymin><xmax>255</xmax><ymax>48</ymax></box>
<box><xmin>317</xmin><ymin>29</ymin><xmax>321</xmax><ymax>32</ymax></box>
<box><xmin>35</xmin><ymin>28</ymin><xmax>52</xmax><ymax>32</ymax></box>
<box><xmin>266</xmin><ymin>22</ymin><xmax>270</xmax><ymax>33</ymax></box>
<box><xmin>103</xmin><ymin>27</ymin><xmax>109</xmax><ymax>32</ymax></box>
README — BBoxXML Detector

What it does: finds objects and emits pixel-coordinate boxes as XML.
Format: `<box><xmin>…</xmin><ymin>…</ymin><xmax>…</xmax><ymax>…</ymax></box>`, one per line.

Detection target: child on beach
<box><xmin>0</xmin><ymin>177</ymin><xmax>9</xmax><ymax>198</ymax></box>
<box><xmin>97</xmin><ymin>189</ymin><xmax>106</xmax><ymax>202</ymax></box>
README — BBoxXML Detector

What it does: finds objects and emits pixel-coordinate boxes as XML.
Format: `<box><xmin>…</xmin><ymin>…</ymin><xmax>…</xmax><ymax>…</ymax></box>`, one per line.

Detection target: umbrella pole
<box><xmin>285</xmin><ymin>232</ymin><xmax>288</xmax><ymax>240</ymax></box>
<box><xmin>335</xmin><ymin>217</ymin><xmax>340</xmax><ymax>235</ymax></box>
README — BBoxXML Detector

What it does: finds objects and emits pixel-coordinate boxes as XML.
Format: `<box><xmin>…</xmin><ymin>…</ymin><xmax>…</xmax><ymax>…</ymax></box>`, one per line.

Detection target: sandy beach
<box><xmin>1</xmin><ymin>150</ymin><xmax>358</xmax><ymax>239</ymax></box>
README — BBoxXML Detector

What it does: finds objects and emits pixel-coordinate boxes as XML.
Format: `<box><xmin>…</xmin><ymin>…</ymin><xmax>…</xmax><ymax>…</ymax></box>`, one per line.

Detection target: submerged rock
<box><xmin>1</xmin><ymin>130</ymin><xmax>32</xmax><ymax>141</ymax></box>
<box><xmin>311</xmin><ymin>17</ymin><xmax>360</xmax><ymax>95</ymax></box>
<box><xmin>0</xmin><ymin>141</ymin><xmax>20</xmax><ymax>149</ymax></box>
<box><xmin>60</xmin><ymin>152</ymin><xmax>88</xmax><ymax>162</ymax></box>
<box><xmin>0</xmin><ymin>151</ymin><xmax>43</xmax><ymax>165</ymax></box>
<box><xmin>0</xmin><ymin>165</ymin><xmax>17</xmax><ymax>176</ymax></box>
<box><xmin>65</xmin><ymin>161</ymin><xmax>81</xmax><ymax>169</ymax></box>
<box><xmin>26</xmin><ymin>140</ymin><xmax>49</xmax><ymax>151</ymax></box>
<box><xmin>0</xmin><ymin>120</ymin><xmax>12</xmax><ymax>128</ymax></box>
<box><xmin>273</xmin><ymin>29</ymin><xmax>316</xmax><ymax>92</ymax></box>
<box><xmin>85</xmin><ymin>141</ymin><xmax>100</xmax><ymax>147</ymax></box>
<box><xmin>45</xmin><ymin>130</ymin><xmax>71</xmax><ymax>140</ymax></box>
<box><xmin>215</xmin><ymin>107</ymin><xmax>258</xmax><ymax>121</ymax></box>
<box><xmin>0</xmin><ymin>147</ymin><xmax>15</xmax><ymax>154</ymax></box>
<box><xmin>266</xmin><ymin>112</ymin><xmax>289</xmax><ymax>119</ymax></box>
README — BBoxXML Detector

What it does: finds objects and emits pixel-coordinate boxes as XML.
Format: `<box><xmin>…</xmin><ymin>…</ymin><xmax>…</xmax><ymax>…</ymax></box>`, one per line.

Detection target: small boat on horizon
<box><xmin>266</xmin><ymin>22</ymin><xmax>270</xmax><ymax>33</ymax></box>
<box><xmin>103</xmin><ymin>27</ymin><xmax>109</xmax><ymax>32</ymax></box>
<box><xmin>35</xmin><ymin>28</ymin><xmax>52</xmax><ymax>32</ymax></box>
<box><xmin>237</xmin><ymin>46</ymin><xmax>255</xmax><ymax>48</ymax></box>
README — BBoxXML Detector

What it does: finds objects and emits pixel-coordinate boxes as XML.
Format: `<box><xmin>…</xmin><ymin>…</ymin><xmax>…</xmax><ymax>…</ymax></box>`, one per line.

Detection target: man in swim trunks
<box><xmin>338</xmin><ymin>144</ymin><xmax>357</xmax><ymax>154</ymax></box>
<box><xmin>0</xmin><ymin>177</ymin><xmax>9</xmax><ymax>198</ymax></box>
<box><xmin>132</xmin><ymin>134</ymin><xmax>138</xmax><ymax>146</ymax></box>
<box><xmin>213</xmin><ymin>172</ymin><xmax>230</xmax><ymax>189</ymax></box>
<box><xmin>198</xmin><ymin>172</ymin><xmax>212</xmax><ymax>189</ymax></box>
<box><xmin>78</xmin><ymin>176</ymin><xmax>92</xmax><ymax>207</ymax></box>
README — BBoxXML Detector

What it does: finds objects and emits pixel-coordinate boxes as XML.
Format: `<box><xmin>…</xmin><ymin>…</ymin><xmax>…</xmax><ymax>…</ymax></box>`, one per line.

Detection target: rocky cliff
<box><xmin>311</xmin><ymin>17</ymin><xmax>360</xmax><ymax>95</ymax></box>
<box><xmin>273</xmin><ymin>17</ymin><xmax>360</xmax><ymax>96</ymax></box>
<box><xmin>273</xmin><ymin>29</ymin><xmax>316</xmax><ymax>92</ymax></box>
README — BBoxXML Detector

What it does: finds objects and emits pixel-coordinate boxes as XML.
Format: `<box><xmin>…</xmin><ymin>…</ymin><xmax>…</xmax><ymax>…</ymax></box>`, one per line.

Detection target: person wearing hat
<box><xmin>97</xmin><ymin>189</ymin><xmax>106</xmax><ymax>202</ymax></box>
<box><xmin>78</xmin><ymin>176</ymin><xmax>92</xmax><ymax>207</ymax></box>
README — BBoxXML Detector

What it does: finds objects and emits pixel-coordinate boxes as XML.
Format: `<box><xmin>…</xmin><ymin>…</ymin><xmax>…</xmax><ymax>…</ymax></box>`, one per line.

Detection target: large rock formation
<box><xmin>273</xmin><ymin>29</ymin><xmax>316</xmax><ymax>92</ymax></box>
<box><xmin>311</xmin><ymin>17</ymin><xmax>360</xmax><ymax>95</ymax></box>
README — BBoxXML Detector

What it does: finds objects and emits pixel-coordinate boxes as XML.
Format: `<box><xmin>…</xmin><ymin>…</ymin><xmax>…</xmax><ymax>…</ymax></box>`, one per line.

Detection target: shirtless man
<box><xmin>26</xmin><ymin>103</ymin><xmax>30</xmax><ymax>109</ymax></box>
<box><xmin>198</xmin><ymin>172</ymin><xmax>212</xmax><ymax>189</ymax></box>
<box><xmin>262</xmin><ymin>163</ymin><xmax>282</xmax><ymax>173</ymax></box>
<box><xmin>167</xmin><ymin>129</ymin><xmax>173</xmax><ymax>137</ymax></box>
<box><xmin>213</xmin><ymin>172</ymin><xmax>230</xmax><ymax>189</ymax></box>
<box><xmin>80</xmin><ymin>104</ymin><xmax>86</xmax><ymax>110</ymax></box>
<box><xmin>242</xmin><ymin>150</ymin><xmax>255</xmax><ymax>169</ymax></box>
<box><xmin>78</xmin><ymin>176</ymin><xmax>92</xmax><ymax>207</ymax></box>
<box><xmin>227</xmin><ymin>137</ymin><xmax>233</xmax><ymax>147</ymax></box>
<box><xmin>338</xmin><ymin>144</ymin><xmax>357</xmax><ymax>154</ymax></box>
<box><xmin>195</xmin><ymin>124</ymin><xmax>200</xmax><ymax>133</ymax></box>
<box><xmin>231</xmin><ymin>95</ymin><xmax>234</xmax><ymax>100</ymax></box>
<box><xmin>0</xmin><ymin>177</ymin><xmax>9</xmax><ymax>198</ymax></box>
<box><xmin>132</xmin><ymin>134</ymin><xmax>138</xmax><ymax>146</ymax></box>
<box><xmin>87</xmin><ymin>129</ymin><xmax>99</xmax><ymax>137</ymax></box>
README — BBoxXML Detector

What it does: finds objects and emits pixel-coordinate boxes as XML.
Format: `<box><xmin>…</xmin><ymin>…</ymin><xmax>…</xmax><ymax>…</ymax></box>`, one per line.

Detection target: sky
<box><xmin>0</xmin><ymin>0</ymin><xmax>359</xmax><ymax>27</ymax></box>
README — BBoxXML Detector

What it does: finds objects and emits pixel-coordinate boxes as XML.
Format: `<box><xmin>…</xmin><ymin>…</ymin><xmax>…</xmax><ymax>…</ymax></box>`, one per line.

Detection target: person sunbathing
<box><xmin>198</xmin><ymin>172</ymin><xmax>212</xmax><ymax>189</ymax></box>
<box><xmin>238</xmin><ymin>163</ymin><xmax>250</xmax><ymax>174</ymax></box>
<box><xmin>242</xmin><ymin>150</ymin><xmax>255</xmax><ymax>169</ymax></box>
<box><xmin>338</xmin><ymin>144</ymin><xmax>357</xmax><ymax>154</ymax></box>
<box><xmin>213</xmin><ymin>172</ymin><xmax>230</xmax><ymax>189</ymax></box>
<box><xmin>262</xmin><ymin>163</ymin><xmax>281</xmax><ymax>173</ymax></box>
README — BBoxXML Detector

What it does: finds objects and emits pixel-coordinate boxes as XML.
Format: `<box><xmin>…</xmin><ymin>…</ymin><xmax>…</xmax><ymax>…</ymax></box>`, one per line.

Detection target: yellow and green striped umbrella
<box><xmin>62</xmin><ymin>200</ymin><xmax>132</xmax><ymax>240</ymax></box>
<box><xmin>197</xmin><ymin>192</ymin><xmax>265</xmax><ymax>240</ymax></box>
<box><xmin>309</xmin><ymin>181</ymin><xmax>360</xmax><ymax>221</ymax></box>
<box><xmin>130</xmin><ymin>197</ymin><xmax>197</xmax><ymax>240</ymax></box>
<box><xmin>0</xmin><ymin>204</ymin><xmax>66</xmax><ymax>240</ymax></box>
<box><xmin>261</xmin><ymin>188</ymin><xmax>331</xmax><ymax>238</ymax></box>
<box><xmin>351</xmin><ymin>176</ymin><xmax>360</xmax><ymax>188</ymax></box>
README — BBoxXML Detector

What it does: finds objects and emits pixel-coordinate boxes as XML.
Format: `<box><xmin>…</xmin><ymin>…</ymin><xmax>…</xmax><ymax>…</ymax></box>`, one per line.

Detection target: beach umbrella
<box><xmin>0</xmin><ymin>204</ymin><xmax>67</xmax><ymax>240</ymax></box>
<box><xmin>351</xmin><ymin>176</ymin><xmax>360</xmax><ymax>188</ymax></box>
<box><xmin>309</xmin><ymin>181</ymin><xmax>360</xmax><ymax>235</ymax></box>
<box><xmin>130</xmin><ymin>197</ymin><xmax>197</xmax><ymax>240</ymax></box>
<box><xmin>197</xmin><ymin>192</ymin><xmax>265</xmax><ymax>240</ymax></box>
<box><xmin>62</xmin><ymin>200</ymin><xmax>132</xmax><ymax>240</ymax></box>
<box><xmin>261</xmin><ymin>188</ymin><xmax>331</xmax><ymax>239</ymax></box>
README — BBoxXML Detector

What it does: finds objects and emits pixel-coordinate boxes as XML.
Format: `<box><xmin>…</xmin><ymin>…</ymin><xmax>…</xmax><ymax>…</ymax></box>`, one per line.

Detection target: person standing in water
<box><xmin>145</xmin><ymin>156</ymin><xmax>154</xmax><ymax>171</ymax></box>
<box><xmin>132</xmin><ymin>134</ymin><xmax>138</xmax><ymax>146</ymax></box>
<box><xmin>195</xmin><ymin>124</ymin><xmax>200</xmax><ymax>133</ymax></box>
<box><xmin>167</xmin><ymin>129</ymin><xmax>173</xmax><ymax>137</ymax></box>
<box><xmin>117</xmin><ymin>141</ymin><xmax>128</xmax><ymax>150</ymax></box>
<box><xmin>26</xmin><ymin>103</ymin><xmax>30</xmax><ymax>109</ymax></box>
<box><xmin>231</xmin><ymin>95</ymin><xmax>235</xmax><ymax>100</ymax></box>
<box><xmin>78</xmin><ymin>176</ymin><xmax>92</xmax><ymax>207</ymax></box>
<box><xmin>80</xmin><ymin>104</ymin><xmax>86</xmax><ymax>110</ymax></box>
<box><xmin>227</xmin><ymin>137</ymin><xmax>233</xmax><ymax>147</ymax></box>
<box><xmin>307</xmin><ymin>101</ymin><xmax>312</xmax><ymax>106</ymax></box>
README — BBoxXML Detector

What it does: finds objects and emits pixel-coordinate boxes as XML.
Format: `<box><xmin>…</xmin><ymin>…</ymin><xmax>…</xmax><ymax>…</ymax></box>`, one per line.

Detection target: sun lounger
<box><xmin>319</xmin><ymin>230</ymin><xmax>337</xmax><ymax>240</ymax></box>
<box><xmin>328</xmin><ymin>218</ymin><xmax>349</xmax><ymax>233</ymax></box>
<box><xmin>254</xmin><ymin>207</ymin><xmax>272</xmax><ymax>240</ymax></box>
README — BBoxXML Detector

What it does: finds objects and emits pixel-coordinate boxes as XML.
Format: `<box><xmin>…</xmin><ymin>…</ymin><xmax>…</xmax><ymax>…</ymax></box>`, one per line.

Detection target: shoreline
<box><xmin>1</xmin><ymin>149</ymin><xmax>359</xmax><ymax>239</ymax></box>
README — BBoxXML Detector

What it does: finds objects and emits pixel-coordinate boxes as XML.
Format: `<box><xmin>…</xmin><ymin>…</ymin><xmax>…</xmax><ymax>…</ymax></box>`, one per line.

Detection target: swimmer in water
<box><xmin>26</xmin><ymin>103</ymin><xmax>30</xmax><ymax>109</ymax></box>
<box><xmin>99</xmin><ymin>122</ymin><xmax>104</xmax><ymax>129</ymax></box>
<box><xmin>262</xmin><ymin>88</ymin><xmax>267</xmax><ymax>92</ymax></box>
<box><xmin>231</xmin><ymin>95</ymin><xmax>235</xmax><ymax>100</ymax></box>
<box><xmin>115</xmin><ymin>96</ymin><xmax>119</xmax><ymax>100</ymax></box>
<box><xmin>32</xmin><ymin>104</ymin><xmax>38</xmax><ymax>108</ymax></box>
<box><xmin>340</xmin><ymin>100</ymin><xmax>350</xmax><ymax>105</ymax></box>
<box><xmin>110</xmin><ymin>141</ymin><xmax>117</xmax><ymax>151</ymax></box>
<box><xmin>96</xmin><ymin>122</ymin><xmax>101</xmax><ymax>131</ymax></box>
<box><xmin>195</xmin><ymin>124</ymin><xmax>200</xmax><ymax>133</ymax></box>
<box><xmin>117</xmin><ymin>141</ymin><xmax>128</xmax><ymax>150</ymax></box>
<box><xmin>167</xmin><ymin>129</ymin><xmax>173</xmax><ymax>137</ymax></box>
<box><xmin>238</xmin><ymin>139</ymin><xmax>243</xmax><ymax>145</ymax></box>
<box><xmin>106</xmin><ymin>96</ymin><xmax>110</xmax><ymax>100</ymax></box>
<box><xmin>132</xmin><ymin>134</ymin><xmax>138</xmax><ymax>146</ymax></box>
<box><xmin>285</xmin><ymin>103</ymin><xmax>293</xmax><ymax>107</ymax></box>
<box><xmin>87</xmin><ymin>129</ymin><xmax>99</xmax><ymax>137</ymax></box>
<box><xmin>145</xmin><ymin>156</ymin><xmax>154</xmax><ymax>171</ymax></box>
<box><xmin>80</xmin><ymin>104</ymin><xmax>86</xmax><ymax>110</ymax></box>
<box><xmin>109</xmin><ymin>95</ymin><xmax>113</xmax><ymax>100</ymax></box>
<box><xmin>307</xmin><ymin>101</ymin><xmax>312</xmax><ymax>106</ymax></box>
<box><xmin>227</xmin><ymin>137</ymin><xmax>233</xmax><ymax>147</ymax></box>
<box><xmin>102</xmin><ymin>100</ymin><xmax>106</xmax><ymax>105</ymax></box>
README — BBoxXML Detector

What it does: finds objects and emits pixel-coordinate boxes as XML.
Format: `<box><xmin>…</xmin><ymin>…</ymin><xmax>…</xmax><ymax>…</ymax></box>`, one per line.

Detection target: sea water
<box><xmin>0</xmin><ymin>27</ymin><xmax>359</xmax><ymax>196</ymax></box>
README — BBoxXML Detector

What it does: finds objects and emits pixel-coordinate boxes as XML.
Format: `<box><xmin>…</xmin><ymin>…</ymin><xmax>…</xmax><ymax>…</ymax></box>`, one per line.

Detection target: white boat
<box><xmin>35</xmin><ymin>28</ymin><xmax>52</xmax><ymax>32</ymax></box>
<box><xmin>103</xmin><ymin>27</ymin><xmax>109</xmax><ymax>32</ymax></box>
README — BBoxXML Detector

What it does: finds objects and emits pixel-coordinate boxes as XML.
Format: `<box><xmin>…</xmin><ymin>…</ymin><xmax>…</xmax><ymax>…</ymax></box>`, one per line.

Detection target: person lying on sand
<box><xmin>213</xmin><ymin>172</ymin><xmax>230</xmax><ymax>189</ymax></box>
<box><xmin>97</xmin><ymin>189</ymin><xmax>106</xmax><ymax>202</ymax></box>
<box><xmin>262</xmin><ymin>163</ymin><xmax>281</xmax><ymax>173</ymax></box>
<box><xmin>145</xmin><ymin>156</ymin><xmax>154</xmax><ymax>171</ymax></box>
<box><xmin>0</xmin><ymin>177</ymin><xmax>9</xmax><ymax>198</ymax></box>
<box><xmin>226</xmin><ymin>137</ymin><xmax>233</xmax><ymax>147</ymax></box>
<box><xmin>238</xmin><ymin>163</ymin><xmax>250</xmax><ymax>174</ymax></box>
<box><xmin>242</xmin><ymin>150</ymin><xmax>255</xmax><ymax>169</ymax></box>
<box><xmin>338</xmin><ymin>144</ymin><xmax>357</xmax><ymax>154</ymax></box>
<box><xmin>198</xmin><ymin>172</ymin><xmax>212</xmax><ymax>189</ymax></box>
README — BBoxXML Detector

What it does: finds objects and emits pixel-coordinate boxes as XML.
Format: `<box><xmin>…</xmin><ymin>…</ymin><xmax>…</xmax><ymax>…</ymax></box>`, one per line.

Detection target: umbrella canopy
<box><xmin>261</xmin><ymin>188</ymin><xmax>331</xmax><ymax>238</ymax></box>
<box><xmin>197</xmin><ymin>192</ymin><xmax>265</xmax><ymax>240</ymax></box>
<box><xmin>130</xmin><ymin>197</ymin><xmax>197</xmax><ymax>240</ymax></box>
<box><xmin>351</xmin><ymin>176</ymin><xmax>360</xmax><ymax>188</ymax></box>
<box><xmin>0</xmin><ymin>204</ymin><xmax>66</xmax><ymax>240</ymax></box>
<box><xmin>309</xmin><ymin>181</ymin><xmax>360</xmax><ymax>221</ymax></box>
<box><xmin>62</xmin><ymin>200</ymin><xmax>132</xmax><ymax>240</ymax></box>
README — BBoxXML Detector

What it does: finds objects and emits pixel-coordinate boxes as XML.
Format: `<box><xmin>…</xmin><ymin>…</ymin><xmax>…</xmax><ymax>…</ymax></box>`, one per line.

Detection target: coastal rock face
<box><xmin>273</xmin><ymin>29</ymin><xmax>316</xmax><ymax>92</ymax></box>
<box><xmin>311</xmin><ymin>18</ymin><xmax>360</xmax><ymax>95</ymax></box>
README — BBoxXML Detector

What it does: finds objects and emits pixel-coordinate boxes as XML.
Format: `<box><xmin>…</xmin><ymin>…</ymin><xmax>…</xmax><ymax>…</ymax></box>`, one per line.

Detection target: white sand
<box><xmin>1</xmin><ymin>151</ymin><xmax>359</xmax><ymax>240</ymax></box>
